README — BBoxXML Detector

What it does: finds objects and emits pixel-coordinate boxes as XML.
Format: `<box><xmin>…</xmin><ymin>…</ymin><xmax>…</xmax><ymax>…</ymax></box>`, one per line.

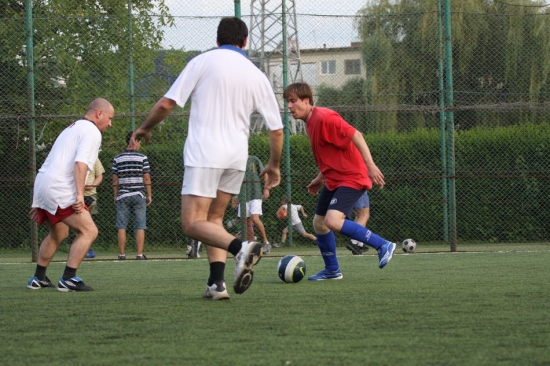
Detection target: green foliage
<box><xmin>0</xmin><ymin>0</ymin><xmax>177</xmax><ymax>141</ymax></box>
<box><xmin>454</xmin><ymin>124</ymin><xmax>550</xmax><ymax>241</ymax></box>
<box><xmin>317</xmin><ymin>78</ymin><xmax>372</xmax><ymax>132</ymax></box>
<box><xmin>356</xmin><ymin>0</ymin><xmax>550</xmax><ymax>130</ymax></box>
<box><xmin>5</xmin><ymin>123</ymin><xmax>550</xmax><ymax>250</ymax></box>
<box><xmin>263</xmin><ymin>124</ymin><xmax>550</xmax><ymax>243</ymax></box>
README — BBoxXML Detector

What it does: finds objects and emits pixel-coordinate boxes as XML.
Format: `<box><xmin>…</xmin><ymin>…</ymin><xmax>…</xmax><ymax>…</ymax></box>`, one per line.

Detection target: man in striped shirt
<box><xmin>112</xmin><ymin>131</ymin><xmax>152</xmax><ymax>260</ymax></box>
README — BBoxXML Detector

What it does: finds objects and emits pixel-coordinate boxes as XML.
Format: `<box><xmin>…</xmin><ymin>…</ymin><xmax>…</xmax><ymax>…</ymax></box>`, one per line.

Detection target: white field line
<box><xmin>2</xmin><ymin>249</ymin><xmax>549</xmax><ymax>266</ymax></box>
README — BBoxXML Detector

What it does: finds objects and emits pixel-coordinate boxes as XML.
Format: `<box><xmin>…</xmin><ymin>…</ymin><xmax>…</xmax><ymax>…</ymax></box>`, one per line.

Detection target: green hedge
<box><xmin>253</xmin><ymin>123</ymin><xmax>550</xmax><ymax>243</ymax></box>
<box><xmin>3</xmin><ymin>123</ymin><xmax>550</xmax><ymax>250</ymax></box>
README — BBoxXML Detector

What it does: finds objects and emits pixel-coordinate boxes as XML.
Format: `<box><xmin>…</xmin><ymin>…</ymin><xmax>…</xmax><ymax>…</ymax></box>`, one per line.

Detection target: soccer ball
<box><xmin>277</xmin><ymin>207</ymin><xmax>288</xmax><ymax>220</ymax></box>
<box><xmin>225</xmin><ymin>218</ymin><xmax>237</xmax><ymax>229</ymax></box>
<box><xmin>277</xmin><ymin>255</ymin><xmax>306</xmax><ymax>283</ymax></box>
<box><xmin>402</xmin><ymin>239</ymin><xmax>417</xmax><ymax>253</ymax></box>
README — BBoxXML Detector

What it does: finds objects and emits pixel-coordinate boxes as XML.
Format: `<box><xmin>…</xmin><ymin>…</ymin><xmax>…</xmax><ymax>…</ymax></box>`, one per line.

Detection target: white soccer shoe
<box><xmin>202</xmin><ymin>282</ymin><xmax>230</xmax><ymax>300</ymax></box>
<box><xmin>233</xmin><ymin>241</ymin><xmax>263</xmax><ymax>294</ymax></box>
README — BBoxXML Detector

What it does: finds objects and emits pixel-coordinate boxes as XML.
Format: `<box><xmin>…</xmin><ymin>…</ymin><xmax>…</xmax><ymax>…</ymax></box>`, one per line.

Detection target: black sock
<box><xmin>207</xmin><ymin>262</ymin><xmax>226</xmax><ymax>286</ymax></box>
<box><xmin>34</xmin><ymin>265</ymin><xmax>47</xmax><ymax>280</ymax></box>
<box><xmin>227</xmin><ymin>238</ymin><xmax>242</xmax><ymax>256</ymax></box>
<box><xmin>62</xmin><ymin>266</ymin><xmax>77</xmax><ymax>281</ymax></box>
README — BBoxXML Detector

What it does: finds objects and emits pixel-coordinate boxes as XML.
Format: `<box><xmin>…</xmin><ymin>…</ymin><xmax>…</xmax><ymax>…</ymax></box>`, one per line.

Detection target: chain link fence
<box><xmin>1</xmin><ymin>0</ymin><xmax>549</xmax><ymax>257</ymax></box>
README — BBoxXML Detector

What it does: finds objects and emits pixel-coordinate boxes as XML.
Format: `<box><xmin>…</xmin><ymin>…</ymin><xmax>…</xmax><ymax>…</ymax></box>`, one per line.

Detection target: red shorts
<box><xmin>34</xmin><ymin>205</ymin><xmax>88</xmax><ymax>226</ymax></box>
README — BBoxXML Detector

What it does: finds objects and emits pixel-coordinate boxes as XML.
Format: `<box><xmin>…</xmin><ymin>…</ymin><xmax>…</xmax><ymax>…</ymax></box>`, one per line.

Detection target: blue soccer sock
<box><xmin>316</xmin><ymin>231</ymin><xmax>339</xmax><ymax>271</ymax></box>
<box><xmin>340</xmin><ymin>219</ymin><xmax>388</xmax><ymax>250</ymax></box>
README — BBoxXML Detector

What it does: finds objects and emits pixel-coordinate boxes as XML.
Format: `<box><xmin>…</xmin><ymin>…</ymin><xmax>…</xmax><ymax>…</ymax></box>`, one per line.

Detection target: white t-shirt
<box><xmin>32</xmin><ymin>119</ymin><xmax>102</xmax><ymax>214</ymax></box>
<box><xmin>289</xmin><ymin>204</ymin><xmax>303</xmax><ymax>225</ymax></box>
<box><xmin>164</xmin><ymin>46</ymin><xmax>283</xmax><ymax>171</ymax></box>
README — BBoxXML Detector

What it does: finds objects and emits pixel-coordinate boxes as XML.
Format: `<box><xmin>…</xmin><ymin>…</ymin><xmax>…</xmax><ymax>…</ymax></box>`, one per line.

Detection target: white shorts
<box><xmin>292</xmin><ymin>222</ymin><xmax>306</xmax><ymax>235</ymax></box>
<box><xmin>237</xmin><ymin>199</ymin><xmax>263</xmax><ymax>218</ymax></box>
<box><xmin>181</xmin><ymin>167</ymin><xmax>245</xmax><ymax>198</ymax></box>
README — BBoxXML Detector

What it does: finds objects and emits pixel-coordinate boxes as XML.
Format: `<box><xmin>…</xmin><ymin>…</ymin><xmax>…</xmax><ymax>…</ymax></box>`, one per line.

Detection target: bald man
<box><xmin>27</xmin><ymin>98</ymin><xmax>114</xmax><ymax>292</ymax></box>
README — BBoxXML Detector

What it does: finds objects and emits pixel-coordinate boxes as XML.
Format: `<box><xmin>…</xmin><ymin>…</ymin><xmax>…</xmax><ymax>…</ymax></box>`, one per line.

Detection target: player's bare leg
<box><xmin>281</xmin><ymin>227</ymin><xmax>288</xmax><ymax>244</ymax></box>
<box><xmin>181</xmin><ymin>193</ymin><xmax>263</xmax><ymax>295</ymax></box>
<box><xmin>250</xmin><ymin>214</ymin><xmax>268</xmax><ymax>243</ymax></box>
<box><xmin>181</xmin><ymin>194</ymin><xmax>235</xmax><ymax>249</ymax></box>
<box><xmin>62</xmin><ymin>210</ymin><xmax>98</xmax><ymax>268</ymax></box>
<box><xmin>135</xmin><ymin>229</ymin><xmax>146</xmax><ymax>257</ymax></box>
<box><xmin>36</xmin><ymin>222</ymin><xmax>69</xmax><ymax>267</ymax></box>
<box><xmin>117</xmin><ymin>229</ymin><xmax>127</xmax><ymax>256</ymax></box>
<box><xmin>45</xmin><ymin>210</ymin><xmax>98</xmax><ymax>292</ymax></box>
<box><xmin>302</xmin><ymin>232</ymin><xmax>317</xmax><ymax>241</ymax></box>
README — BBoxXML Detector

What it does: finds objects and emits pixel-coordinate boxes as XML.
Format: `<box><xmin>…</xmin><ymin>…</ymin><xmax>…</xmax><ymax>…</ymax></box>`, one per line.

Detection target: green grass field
<box><xmin>1</xmin><ymin>244</ymin><xmax>549</xmax><ymax>365</ymax></box>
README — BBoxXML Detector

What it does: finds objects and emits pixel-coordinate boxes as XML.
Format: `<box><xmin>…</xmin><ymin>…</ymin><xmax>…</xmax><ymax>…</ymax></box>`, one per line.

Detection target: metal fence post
<box><xmin>25</xmin><ymin>0</ymin><xmax>38</xmax><ymax>262</ymax></box>
<box><xmin>128</xmin><ymin>0</ymin><xmax>135</xmax><ymax>131</ymax></box>
<box><xmin>444</xmin><ymin>0</ymin><xmax>457</xmax><ymax>252</ymax></box>
<box><xmin>437</xmin><ymin>0</ymin><xmax>449</xmax><ymax>242</ymax></box>
<box><xmin>282</xmin><ymin>0</ymin><xmax>293</xmax><ymax>245</ymax></box>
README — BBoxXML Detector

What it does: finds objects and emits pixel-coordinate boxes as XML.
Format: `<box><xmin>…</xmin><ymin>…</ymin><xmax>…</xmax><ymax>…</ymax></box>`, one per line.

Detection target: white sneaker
<box><xmin>234</xmin><ymin>241</ymin><xmax>263</xmax><ymax>294</ymax></box>
<box><xmin>202</xmin><ymin>282</ymin><xmax>230</xmax><ymax>300</ymax></box>
<box><xmin>263</xmin><ymin>242</ymin><xmax>272</xmax><ymax>254</ymax></box>
<box><xmin>351</xmin><ymin>239</ymin><xmax>367</xmax><ymax>248</ymax></box>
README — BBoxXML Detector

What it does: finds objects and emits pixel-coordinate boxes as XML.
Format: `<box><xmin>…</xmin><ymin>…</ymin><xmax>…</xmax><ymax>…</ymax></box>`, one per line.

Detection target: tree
<box><xmin>356</xmin><ymin>0</ymin><xmax>550</xmax><ymax>131</ymax></box>
<box><xmin>317</xmin><ymin>78</ymin><xmax>372</xmax><ymax>132</ymax></box>
<box><xmin>0</xmin><ymin>0</ymin><xmax>177</xmax><ymax>147</ymax></box>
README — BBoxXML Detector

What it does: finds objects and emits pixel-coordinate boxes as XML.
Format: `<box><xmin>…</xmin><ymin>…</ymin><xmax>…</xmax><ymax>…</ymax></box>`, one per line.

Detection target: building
<box><xmin>267</xmin><ymin>42</ymin><xmax>365</xmax><ymax>92</ymax></box>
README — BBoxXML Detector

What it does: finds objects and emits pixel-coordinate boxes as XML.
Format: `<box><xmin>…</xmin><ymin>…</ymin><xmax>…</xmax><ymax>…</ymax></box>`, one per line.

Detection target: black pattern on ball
<box><xmin>402</xmin><ymin>239</ymin><xmax>417</xmax><ymax>253</ymax></box>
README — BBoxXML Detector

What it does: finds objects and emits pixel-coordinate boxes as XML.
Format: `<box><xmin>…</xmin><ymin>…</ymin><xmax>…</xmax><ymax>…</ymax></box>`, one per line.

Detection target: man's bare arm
<box><xmin>261</xmin><ymin>128</ymin><xmax>284</xmax><ymax>190</ymax></box>
<box><xmin>352</xmin><ymin>130</ymin><xmax>385</xmax><ymax>188</ymax></box>
<box><xmin>73</xmin><ymin>161</ymin><xmax>88</xmax><ymax>213</ymax></box>
<box><xmin>131</xmin><ymin>97</ymin><xmax>177</xmax><ymax>147</ymax></box>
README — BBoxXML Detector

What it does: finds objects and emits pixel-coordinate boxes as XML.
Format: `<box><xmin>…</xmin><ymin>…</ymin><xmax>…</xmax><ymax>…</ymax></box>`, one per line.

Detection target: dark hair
<box><xmin>217</xmin><ymin>17</ymin><xmax>248</xmax><ymax>47</ymax></box>
<box><xmin>126</xmin><ymin>131</ymin><xmax>134</xmax><ymax>145</ymax></box>
<box><xmin>283</xmin><ymin>82</ymin><xmax>314</xmax><ymax>105</ymax></box>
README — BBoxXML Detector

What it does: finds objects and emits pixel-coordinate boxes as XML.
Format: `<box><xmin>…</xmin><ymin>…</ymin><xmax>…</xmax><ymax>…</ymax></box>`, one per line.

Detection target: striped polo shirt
<box><xmin>112</xmin><ymin>150</ymin><xmax>150</xmax><ymax>200</ymax></box>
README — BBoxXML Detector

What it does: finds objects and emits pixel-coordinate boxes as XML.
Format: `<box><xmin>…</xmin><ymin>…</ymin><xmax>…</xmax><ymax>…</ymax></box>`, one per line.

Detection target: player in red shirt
<box><xmin>283</xmin><ymin>83</ymin><xmax>396</xmax><ymax>280</ymax></box>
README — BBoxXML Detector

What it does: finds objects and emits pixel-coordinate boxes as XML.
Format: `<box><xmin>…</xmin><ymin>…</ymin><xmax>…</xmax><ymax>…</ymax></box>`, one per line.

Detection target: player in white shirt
<box><xmin>132</xmin><ymin>17</ymin><xmax>283</xmax><ymax>299</ymax></box>
<box><xmin>27</xmin><ymin>98</ymin><xmax>113</xmax><ymax>292</ymax></box>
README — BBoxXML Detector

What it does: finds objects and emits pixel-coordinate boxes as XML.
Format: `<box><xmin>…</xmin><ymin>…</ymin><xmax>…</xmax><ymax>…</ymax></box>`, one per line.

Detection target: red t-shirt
<box><xmin>306</xmin><ymin>107</ymin><xmax>372</xmax><ymax>191</ymax></box>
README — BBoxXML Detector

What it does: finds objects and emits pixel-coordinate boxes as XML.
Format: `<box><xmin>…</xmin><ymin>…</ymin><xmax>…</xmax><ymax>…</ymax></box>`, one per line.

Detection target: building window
<box><xmin>345</xmin><ymin>59</ymin><xmax>361</xmax><ymax>75</ymax></box>
<box><xmin>320</xmin><ymin>60</ymin><xmax>336</xmax><ymax>75</ymax></box>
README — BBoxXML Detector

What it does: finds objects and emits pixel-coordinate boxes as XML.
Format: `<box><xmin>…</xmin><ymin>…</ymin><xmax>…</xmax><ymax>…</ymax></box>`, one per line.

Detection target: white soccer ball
<box><xmin>225</xmin><ymin>218</ymin><xmax>237</xmax><ymax>229</ymax></box>
<box><xmin>277</xmin><ymin>255</ymin><xmax>306</xmax><ymax>283</ymax></box>
<box><xmin>402</xmin><ymin>239</ymin><xmax>417</xmax><ymax>253</ymax></box>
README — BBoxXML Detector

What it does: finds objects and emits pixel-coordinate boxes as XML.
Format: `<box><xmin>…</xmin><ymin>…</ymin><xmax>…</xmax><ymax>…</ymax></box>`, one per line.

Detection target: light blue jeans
<box><xmin>116</xmin><ymin>194</ymin><xmax>147</xmax><ymax>230</ymax></box>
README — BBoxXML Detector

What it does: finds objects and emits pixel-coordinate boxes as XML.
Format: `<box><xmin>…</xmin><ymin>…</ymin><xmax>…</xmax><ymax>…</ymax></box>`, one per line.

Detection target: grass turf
<box><xmin>1</xmin><ymin>246</ymin><xmax>549</xmax><ymax>365</ymax></box>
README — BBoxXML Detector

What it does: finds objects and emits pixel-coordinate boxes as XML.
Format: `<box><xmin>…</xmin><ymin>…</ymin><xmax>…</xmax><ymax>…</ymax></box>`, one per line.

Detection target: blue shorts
<box><xmin>314</xmin><ymin>186</ymin><xmax>366</xmax><ymax>218</ymax></box>
<box><xmin>354</xmin><ymin>191</ymin><xmax>370</xmax><ymax>209</ymax></box>
<box><xmin>116</xmin><ymin>194</ymin><xmax>147</xmax><ymax>230</ymax></box>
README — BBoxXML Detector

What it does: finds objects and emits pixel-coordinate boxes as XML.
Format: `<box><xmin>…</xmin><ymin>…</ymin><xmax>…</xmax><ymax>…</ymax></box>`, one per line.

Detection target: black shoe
<box><xmin>57</xmin><ymin>277</ymin><xmax>93</xmax><ymax>292</ymax></box>
<box><xmin>27</xmin><ymin>276</ymin><xmax>55</xmax><ymax>289</ymax></box>
<box><xmin>346</xmin><ymin>240</ymin><xmax>369</xmax><ymax>255</ymax></box>
<box><xmin>187</xmin><ymin>239</ymin><xmax>199</xmax><ymax>258</ymax></box>
<box><xmin>136</xmin><ymin>254</ymin><xmax>148</xmax><ymax>260</ymax></box>
<box><xmin>118</xmin><ymin>254</ymin><xmax>126</xmax><ymax>260</ymax></box>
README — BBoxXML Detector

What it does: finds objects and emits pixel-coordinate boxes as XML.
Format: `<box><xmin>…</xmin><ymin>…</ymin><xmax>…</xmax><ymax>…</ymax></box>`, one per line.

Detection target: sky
<box><xmin>161</xmin><ymin>0</ymin><xmax>369</xmax><ymax>51</ymax></box>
